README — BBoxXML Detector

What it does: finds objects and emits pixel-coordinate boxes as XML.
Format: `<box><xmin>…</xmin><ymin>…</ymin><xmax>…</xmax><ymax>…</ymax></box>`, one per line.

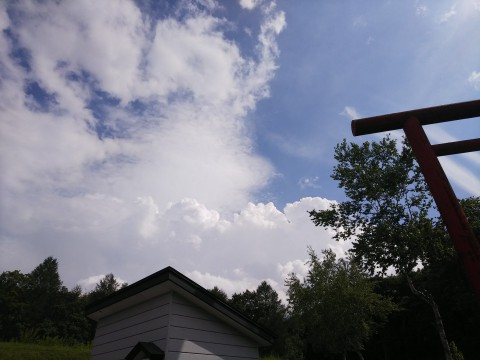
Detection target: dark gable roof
<box><xmin>125</xmin><ymin>342</ymin><xmax>164</xmax><ymax>360</ymax></box>
<box><xmin>85</xmin><ymin>266</ymin><xmax>275</xmax><ymax>347</ymax></box>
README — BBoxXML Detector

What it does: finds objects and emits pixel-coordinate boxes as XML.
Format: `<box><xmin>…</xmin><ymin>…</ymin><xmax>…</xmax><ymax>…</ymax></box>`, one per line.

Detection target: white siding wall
<box><xmin>90</xmin><ymin>291</ymin><xmax>262</xmax><ymax>360</ymax></box>
<box><xmin>90</xmin><ymin>293</ymin><xmax>171</xmax><ymax>360</ymax></box>
<box><xmin>165</xmin><ymin>292</ymin><xmax>259</xmax><ymax>360</ymax></box>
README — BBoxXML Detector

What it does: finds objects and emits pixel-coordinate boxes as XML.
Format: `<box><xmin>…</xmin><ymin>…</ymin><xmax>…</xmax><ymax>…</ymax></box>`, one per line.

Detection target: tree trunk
<box><xmin>406</xmin><ymin>274</ymin><xmax>452</xmax><ymax>360</ymax></box>
<box><xmin>356</xmin><ymin>350</ymin><xmax>365</xmax><ymax>360</ymax></box>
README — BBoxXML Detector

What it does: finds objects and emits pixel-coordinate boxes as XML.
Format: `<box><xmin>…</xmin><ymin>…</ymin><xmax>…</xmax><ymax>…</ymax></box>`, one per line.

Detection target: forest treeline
<box><xmin>0</xmin><ymin>257</ymin><xmax>125</xmax><ymax>345</ymax></box>
<box><xmin>1</xmin><ymin>136</ymin><xmax>479</xmax><ymax>359</ymax></box>
<box><xmin>0</xmin><ymin>247</ymin><xmax>478</xmax><ymax>359</ymax></box>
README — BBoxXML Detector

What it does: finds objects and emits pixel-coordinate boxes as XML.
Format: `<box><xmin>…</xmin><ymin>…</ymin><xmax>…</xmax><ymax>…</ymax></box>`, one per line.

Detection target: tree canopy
<box><xmin>309</xmin><ymin>136</ymin><xmax>437</xmax><ymax>275</ymax></box>
<box><xmin>308</xmin><ymin>136</ymin><xmax>480</xmax><ymax>360</ymax></box>
<box><xmin>286</xmin><ymin>248</ymin><xmax>394</xmax><ymax>359</ymax></box>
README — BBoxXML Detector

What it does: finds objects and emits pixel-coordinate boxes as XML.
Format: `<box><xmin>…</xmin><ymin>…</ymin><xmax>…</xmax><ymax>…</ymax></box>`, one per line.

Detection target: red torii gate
<box><xmin>351</xmin><ymin>99</ymin><xmax>480</xmax><ymax>299</ymax></box>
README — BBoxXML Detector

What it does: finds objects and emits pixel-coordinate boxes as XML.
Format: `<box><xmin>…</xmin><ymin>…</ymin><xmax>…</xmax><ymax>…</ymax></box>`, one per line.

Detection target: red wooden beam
<box><xmin>403</xmin><ymin>117</ymin><xmax>480</xmax><ymax>299</ymax></box>
<box><xmin>432</xmin><ymin>138</ymin><xmax>480</xmax><ymax>157</ymax></box>
<box><xmin>351</xmin><ymin>100</ymin><xmax>480</xmax><ymax>299</ymax></box>
<box><xmin>351</xmin><ymin>99</ymin><xmax>480</xmax><ymax>136</ymax></box>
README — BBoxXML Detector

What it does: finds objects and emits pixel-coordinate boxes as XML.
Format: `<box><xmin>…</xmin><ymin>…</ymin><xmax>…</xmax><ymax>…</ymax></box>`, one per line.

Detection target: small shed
<box><xmin>86</xmin><ymin>266</ymin><xmax>274</xmax><ymax>360</ymax></box>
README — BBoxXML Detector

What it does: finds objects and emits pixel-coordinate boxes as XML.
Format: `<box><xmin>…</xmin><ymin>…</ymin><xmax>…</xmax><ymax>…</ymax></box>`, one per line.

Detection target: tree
<box><xmin>286</xmin><ymin>248</ymin><xmax>394</xmax><ymax>360</ymax></box>
<box><xmin>230</xmin><ymin>281</ymin><xmax>286</xmax><ymax>329</ymax></box>
<box><xmin>87</xmin><ymin>273</ymin><xmax>126</xmax><ymax>304</ymax></box>
<box><xmin>24</xmin><ymin>256</ymin><xmax>66</xmax><ymax>340</ymax></box>
<box><xmin>0</xmin><ymin>258</ymin><xmax>95</xmax><ymax>344</ymax></box>
<box><xmin>0</xmin><ymin>270</ymin><xmax>28</xmax><ymax>340</ymax></box>
<box><xmin>310</xmin><ymin>137</ymin><xmax>435</xmax><ymax>275</ymax></box>
<box><xmin>309</xmin><ymin>136</ymin><xmax>458</xmax><ymax>359</ymax></box>
<box><xmin>230</xmin><ymin>281</ymin><xmax>287</xmax><ymax>356</ymax></box>
<box><xmin>208</xmin><ymin>286</ymin><xmax>229</xmax><ymax>302</ymax></box>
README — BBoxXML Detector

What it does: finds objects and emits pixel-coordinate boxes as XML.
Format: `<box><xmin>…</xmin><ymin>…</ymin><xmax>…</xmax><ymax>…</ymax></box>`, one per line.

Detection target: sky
<box><xmin>1</xmin><ymin>0</ymin><xmax>479</xmax><ymax>300</ymax></box>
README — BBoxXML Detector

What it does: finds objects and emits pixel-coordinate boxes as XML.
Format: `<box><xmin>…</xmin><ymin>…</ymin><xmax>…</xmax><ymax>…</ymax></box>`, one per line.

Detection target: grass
<box><xmin>0</xmin><ymin>341</ymin><xmax>283</xmax><ymax>360</ymax></box>
<box><xmin>0</xmin><ymin>341</ymin><xmax>91</xmax><ymax>360</ymax></box>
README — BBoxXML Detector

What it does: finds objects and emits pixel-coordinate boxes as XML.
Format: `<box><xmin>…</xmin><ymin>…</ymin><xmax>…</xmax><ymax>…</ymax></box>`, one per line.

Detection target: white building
<box><xmin>86</xmin><ymin>267</ymin><xmax>274</xmax><ymax>360</ymax></box>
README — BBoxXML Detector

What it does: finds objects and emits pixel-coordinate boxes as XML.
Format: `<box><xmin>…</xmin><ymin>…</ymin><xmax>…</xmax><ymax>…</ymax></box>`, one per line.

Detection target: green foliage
<box><xmin>286</xmin><ymin>248</ymin><xmax>395</xmax><ymax>359</ymax></box>
<box><xmin>449</xmin><ymin>341</ymin><xmax>464</xmax><ymax>360</ymax></box>
<box><xmin>0</xmin><ymin>258</ymin><xmax>124</xmax><ymax>344</ymax></box>
<box><xmin>308</xmin><ymin>136</ymin><xmax>480</xmax><ymax>359</ymax></box>
<box><xmin>219</xmin><ymin>281</ymin><xmax>287</xmax><ymax>357</ymax></box>
<box><xmin>208</xmin><ymin>286</ymin><xmax>229</xmax><ymax>302</ymax></box>
<box><xmin>230</xmin><ymin>281</ymin><xmax>286</xmax><ymax>330</ymax></box>
<box><xmin>309</xmin><ymin>136</ymin><xmax>436</xmax><ymax>275</ymax></box>
<box><xmin>0</xmin><ymin>341</ymin><xmax>90</xmax><ymax>360</ymax></box>
<box><xmin>86</xmin><ymin>273</ymin><xmax>126</xmax><ymax>304</ymax></box>
<box><xmin>0</xmin><ymin>270</ymin><xmax>28</xmax><ymax>340</ymax></box>
<box><xmin>460</xmin><ymin>196</ymin><xmax>480</xmax><ymax>238</ymax></box>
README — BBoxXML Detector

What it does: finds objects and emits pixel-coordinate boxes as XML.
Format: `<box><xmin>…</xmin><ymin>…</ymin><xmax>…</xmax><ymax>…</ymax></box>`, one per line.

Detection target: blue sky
<box><xmin>1</xmin><ymin>0</ymin><xmax>479</xmax><ymax>298</ymax></box>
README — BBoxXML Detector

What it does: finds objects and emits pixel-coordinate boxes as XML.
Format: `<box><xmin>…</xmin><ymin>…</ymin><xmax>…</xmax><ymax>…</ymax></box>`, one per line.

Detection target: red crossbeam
<box><xmin>351</xmin><ymin>100</ymin><xmax>480</xmax><ymax>299</ymax></box>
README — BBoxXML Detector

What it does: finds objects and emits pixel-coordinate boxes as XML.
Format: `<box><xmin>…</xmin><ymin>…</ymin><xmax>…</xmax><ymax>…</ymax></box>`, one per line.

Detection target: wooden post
<box><xmin>403</xmin><ymin>117</ymin><xmax>480</xmax><ymax>299</ymax></box>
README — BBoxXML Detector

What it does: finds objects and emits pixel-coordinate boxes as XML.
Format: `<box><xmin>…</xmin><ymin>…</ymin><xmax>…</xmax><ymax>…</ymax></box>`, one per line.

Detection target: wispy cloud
<box><xmin>468</xmin><ymin>71</ymin><xmax>480</xmax><ymax>90</ymax></box>
<box><xmin>438</xmin><ymin>3</ymin><xmax>457</xmax><ymax>23</ymax></box>
<box><xmin>426</xmin><ymin>125</ymin><xmax>480</xmax><ymax>196</ymax></box>
<box><xmin>298</xmin><ymin>176</ymin><xmax>322</xmax><ymax>190</ymax></box>
<box><xmin>415</xmin><ymin>2</ymin><xmax>428</xmax><ymax>17</ymax></box>
<box><xmin>267</xmin><ymin>133</ymin><xmax>324</xmax><ymax>160</ymax></box>
<box><xmin>341</xmin><ymin>106</ymin><xmax>361</xmax><ymax>120</ymax></box>
<box><xmin>353</xmin><ymin>15</ymin><xmax>367</xmax><ymax>28</ymax></box>
<box><xmin>439</xmin><ymin>157</ymin><xmax>480</xmax><ymax>196</ymax></box>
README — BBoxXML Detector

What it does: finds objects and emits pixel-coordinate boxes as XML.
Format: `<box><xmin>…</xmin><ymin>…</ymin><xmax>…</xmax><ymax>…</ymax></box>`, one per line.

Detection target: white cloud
<box><xmin>267</xmin><ymin>133</ymin><xmax>324</xmax><ymax>160</ymax></box>
<box><xmin>353</xmin><ymin>16</ymin><xmax>367</xmax><ymax>28</ymax></box>
<box><xmin>439</xmin><ymin>3</ymin><xmax>457</xmax><ymax>23</ymax></box>
<box><xmin>342</xmin><ymin>105</ymin><xmax>361</xmax><ymax>120</ymax></box>
<box><xmin>439</xmin><ymin>157</ymin><xmax>480</xmax><ymax>196</ymax></box>
<box><xmin>468</xmin><ymin>71</ymin><xmax>480</xmax><ymax>90</ymax></box>
<box><xmin>0</xmin><ymin>0</ymin><xmax>298</xmax><ymax>294</ymax></box>
<box><xmin>277</xmin><ymin>259</ymin><xmax>309</xmax><ymax>282</ymax></box>
<box><xmin>298</xmin><ymin>176</ymin><xmax>321</xmax><ymax>190</ymax></box>
<box><xmin>0</xmin><ymin>0</ymin><xmax>336</xmax><ymax>300</ymax></box>
<box><xmin>239</xmin><ymin>0</ymin><xmax>261</xmax><ymax>10</ymax></box>
<box><xmin>77</xmin><ymin>274</ymin><xmax>127</xmax><ymax>292</ymax></box>
<box><xmin>0</xmin><ymin>0</ymin><xmax>286</xmax><ymax>212</ymax></box>
<box><xmin>0</xmin><ymin>194</ymin><xmax>345</xmax><ymax>298</ymax></box>
<box><xmin>423</xmin><ymin>125</ymin><xmax>480</xmax><ymax>195</ymax></box>
<box><xmin>188</xmin><ymin>270</ymin><xmax>263</xmax><ymax>295</ymax></box>
<box><xmin>415</xmin><ymin>1</ymin><xmax>428</xmax><ymax>16</ymax></box>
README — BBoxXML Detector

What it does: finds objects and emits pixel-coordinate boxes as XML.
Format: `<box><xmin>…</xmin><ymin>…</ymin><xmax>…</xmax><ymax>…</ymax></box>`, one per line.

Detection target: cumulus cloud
<box><xmin>239</xmin><ymin>0</ymin><xmax>261</xmax><ymax>10</ymax></box>
<box><xmin>0</xmin><ymin>0</ymin><xmax>287</xmax><ymax>213</ymax></box>
<box><xmin>77</xmin><ymin>274</ymin><xmax>128</xmax><ymax>293</ymax></box>
<box><xmin>0</xmin><ymin>0</ymin><xmax>346</xmax><ymax>298</ymax></box>
<box><xmin>0</xmin><ymin>192</ymin><xmax>345</xmax><ymax>298</ymax></box>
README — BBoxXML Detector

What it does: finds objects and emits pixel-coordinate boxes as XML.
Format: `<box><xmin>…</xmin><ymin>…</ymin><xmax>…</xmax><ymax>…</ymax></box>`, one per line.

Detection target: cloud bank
<box><xmin>0</xmin><ymin>0</ymin><xmax>346</xmax><ymax>296</ymax></box>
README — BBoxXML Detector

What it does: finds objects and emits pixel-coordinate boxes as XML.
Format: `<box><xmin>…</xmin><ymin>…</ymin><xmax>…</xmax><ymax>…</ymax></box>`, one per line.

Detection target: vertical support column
<box><xmin>403</xmin><ymin>116</ymin><xmax>480</xmax><ymax>299</ymax></box>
